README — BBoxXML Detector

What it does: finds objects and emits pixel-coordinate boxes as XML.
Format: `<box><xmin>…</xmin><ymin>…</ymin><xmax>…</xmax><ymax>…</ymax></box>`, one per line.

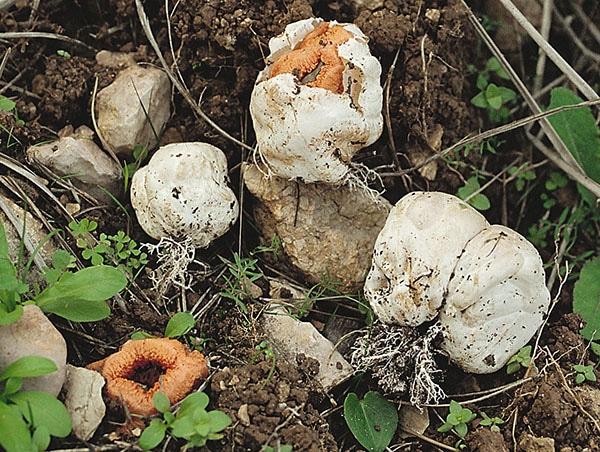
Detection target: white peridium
<box><xmin>364</xmin><ymin>192</ymin><xmax>489</xmax><ymax>326</ymax></box>
<box><xmin>440</xmin><ymin>225</ymin><xmax>550</xmax><ymax>374</ymax></box>
<box><xmin>130</xmin><ymin>142</ymin><xmax>239</xmax><ymax>248</ymax></box>
<box><xmin>249</xmin><ymin>18</ymin><xmax>383</xmax><ymax>183</ymax></box>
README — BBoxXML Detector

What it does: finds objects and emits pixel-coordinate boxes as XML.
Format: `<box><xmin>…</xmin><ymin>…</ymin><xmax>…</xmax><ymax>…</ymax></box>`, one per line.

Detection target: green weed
<box><xmin>506</xmin><ymin>345</ymin><xmax>532</xmax><ymax>375</ymax></box>
<box><xmin>437</xmin><ymin>400</ymin><xmax>477</xmax><ymax>438</ymax></box>
<box><xmin>344</xmin><ymin>391</ymin><xmax>398</xmax><ymax>452</ymax></box>
<box><xmin>573</xmin><ymin>364</ymin><xmax>597</xmax><ymax>384</ymax></box>
<box><xmin>139</xmin><ymin>391</ymin><xmax>231</xmax><ymax>450</ymax></box>
<box><xmin>0</xmin><ymin>356</ymin><xmax>71</xmax><ymax>452</ymax></box>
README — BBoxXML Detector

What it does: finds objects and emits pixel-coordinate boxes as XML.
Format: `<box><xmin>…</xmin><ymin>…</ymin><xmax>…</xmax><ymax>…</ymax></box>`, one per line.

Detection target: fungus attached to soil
<box><xmin>87</xmin><ymin>338</ymin><xmax>208</xmax><ymax>416</ymax></box>
<box><xmin>250</xmin><ymin>17</ymin><xmax>383</xmax><ymax>183</ymax></box>
<box><xmin>364</xmin><ymin>191</ymin><xmax>551</xmax><ymax>374</ymax></box>
<box><xmin>130</xmin><ymin>142</ymin><xmax>239</xmax><ymax>248</ymax></box>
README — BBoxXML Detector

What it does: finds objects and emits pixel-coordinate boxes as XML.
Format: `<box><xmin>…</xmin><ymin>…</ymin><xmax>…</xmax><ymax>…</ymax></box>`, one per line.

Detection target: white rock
<box><xmin>244</xmin><ymin>163</ymin><xmax>390</xmax><ymax>293</ymax></box>
<box><xmin>250</xmin><ymin>18</ymin><xmax>382</xmax><ymax>183</ymax></box>
<box><xmin>365</xmin><ymin>191</ymin><xmax>551</xmax><ymax>374</ymax></box>
<box><xmin>62</xmin><ymin>365</ymin><xmax>106</xmax><ymax>441</ymax></box>
<box><xmin>131</xmin><ymin>142</ymin><xmax>239</xmax><ymax>248</ymax></box>
<box><xmin>26</xmin><ymin>126</ymin><xmax>123</xmax><ymax>204</ymax></box>
<box><xmin>95</xmin><ymin>64</ymin><xmax>171</xmax><ymax>159</ymax></box>
<box><xmin>0</xmin><ymin>305</ymin><xmax>67</xmax><ymax>397</ymax></box>
<box><xmin>260</xmin><ymin>304</ymin><xmax>353</xmax><ymax>391</ymax></box>
<box><xmin>365</xmin><ymin>192</ymin><xmax>489</xmax><ymax>326</ymax></box>
<box><xmin>441</xmin><ymin>225</ymin><xmax>550</xmax><ymax>373</ymax></box>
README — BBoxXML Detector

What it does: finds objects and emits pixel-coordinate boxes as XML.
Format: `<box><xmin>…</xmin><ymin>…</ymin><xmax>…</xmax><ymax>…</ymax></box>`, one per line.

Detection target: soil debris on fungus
<box><xmin>1</xmin><ymin>0</ymin><xmax>600</xmax><ymax>450</ymax></box>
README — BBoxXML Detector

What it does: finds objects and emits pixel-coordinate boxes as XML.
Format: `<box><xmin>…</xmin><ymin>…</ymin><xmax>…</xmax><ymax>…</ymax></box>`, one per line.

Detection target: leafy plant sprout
<box><xmin>573</xmin><ymin>364</ymin><xmax>597</xmax><ymax>384</ymax></box>
<box><xmin>506</xmin><ymin>345</ymin><xmax>533</xmax><ymax>375</ymax></box>
<box><xmin>437</xmin><ymin>400</ymin><xmax>477</xmax><ymax>438</ymax></box>
<box><xmin>248</xmin><ymin>340</ymin><xmax>277</xmax><ymax>391</ymax></box>
<box><xmin>138</xmin><ymin>391</ymin><xmax>232</xmax><ymax>450</ymax></box>
<box><xmin>219</xmin><ymin>252</ymin><xmax>264</xmax><ymax>314</ymax></box>
<box><xmin>479</xmin><ymin>411</ymin><xmax>505</xmax><ymax>432</ymax></box>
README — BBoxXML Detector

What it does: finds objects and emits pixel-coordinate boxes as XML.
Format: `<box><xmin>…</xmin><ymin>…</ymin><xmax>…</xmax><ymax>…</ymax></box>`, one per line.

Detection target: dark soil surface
<box><xmin>1</xmin><ymin>0</ymin><xmax>600</xmax><ymax>451</ymax></box>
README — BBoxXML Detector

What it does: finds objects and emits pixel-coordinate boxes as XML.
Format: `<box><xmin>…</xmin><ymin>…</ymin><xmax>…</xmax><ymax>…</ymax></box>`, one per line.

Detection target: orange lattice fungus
<box><xmin>250</xmin><ymin>18</ymin><xmax>383</xmax><ymax>184</ymax></box>
<box><xmin>269</xmin><ymin>22</ymin><xmax>353</xmax><ymax>94</ymax></box>
<box><xmin>87</xmin><ymin>337</ymin><xmax>209</xmax><ymax>416</ymax></box>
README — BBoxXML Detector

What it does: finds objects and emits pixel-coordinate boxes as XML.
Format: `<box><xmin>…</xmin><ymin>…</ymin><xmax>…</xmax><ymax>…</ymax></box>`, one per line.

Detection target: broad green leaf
<box><xmin>179</xmin><ymin>392</ymin><xmax>209</xmax><ymax>416</ymax></box>
<box><xmin>0</xmin><ymin>356</ymin><xmax>57</xmax><ymax>380</ymax></box>
<box><xmin>207</xmin><ymin>410</ymin><xmax>232</xmax><ymax>432</ymax></box>
<box><xmin>573</xmin><ymin>256</ymin><xmax>600</xmax><ymax>340</ymax></box>
<box><xmin>34</xmin><ymin>265</ymin><xmax>126</xmax><ymax>321</ymax></box>
<box><xmin>39</xmin><ymin>298</ymin><xmax>111</xmax><ymax>322</ymax></box>
<box><xmin>35</xmin><ymin>265</ymin><xmax>127</xmax><ymax>304</ymax></box>
<box><xmin>0</xmin><ymin>303</ymin><xmax>23</xmax><ymax>325</ymax></box>
<box><xmin>0</xmin><ymin>402</ymin><xmax>32</xmax><ymax>452</ymax></box>
<box><xmin>171</xmin><ymin>414</ymin><xmax>199</xmax><ymax>438</ymax></box>
<box><xmin>344</xmin><ymin>391</ymin><xmax>398</xmax><ymax>452</ymax></box>
<box><xmin>10</xmin><ymin>391</ymin><xmax>71</xmax><ymax>437</ymax></box>
<box><xmin>165</xmin><ymin>311</ymin><xmax>195</xmax><ymax>338</ymax></box>
<box><xmin>32</xmin><ymin>425</ymin><xmax>51</xmax><ymax>452</ymax></box>
<box><xmin>548</xmin><ymin>88</ymin><xmax>600</xmax><ymax>184</ymax></box>
<box><xmin>153</xmin><ymin>391</ymin><xmax>171</xmax><ymax>414</ymax></box>
<box><xmin>0</xmin><ymin>96</ymin><xmax>16</xmax><ymax>112</ymax></box>
<box><xmin>3</xmin><ymin>377</ymin><xmax>23</xmax><ymax>395</ymax></box>
<box><xmin>139</xmin><ymin>418</ymin><xmax>167</xmax><ymax>450</ymax></box>
<box><xmin>470</xmin><ymin>91</ymin><xmax>488</xmax><ymax>109</ymax></box>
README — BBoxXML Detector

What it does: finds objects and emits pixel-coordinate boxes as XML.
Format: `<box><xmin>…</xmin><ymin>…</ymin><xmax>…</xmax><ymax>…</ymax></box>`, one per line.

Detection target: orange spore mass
<box><xmin>269</xmin><ymin>22</ymin><xmax>353</xmax><ymax>94</ymax></box>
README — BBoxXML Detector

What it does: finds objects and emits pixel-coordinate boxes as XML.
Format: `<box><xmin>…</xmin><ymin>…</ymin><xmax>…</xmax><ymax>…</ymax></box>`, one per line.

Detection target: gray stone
<box><xmin>260</xmin><ymin>304</ymin><xmax>353</xmax><ymax>391</ymax></box>
<box><xmin>95</xmin><ymin>64</ymin><xmax>171</xmax><ymax>159</ymax></box>
<box><xmin>0</xmin><ymin>305</ymin><xmax>67</xmax><ymax>397</ymax></box>
<box><xmin>26</xmin><ymin>126</ymin><xmax>123</xmax><ymax>204</ymax></box>
<box><xmin>243</xmin><ymin>163</ymin><xmax>391</xmax><ymax>293</ymax></box>
<box><xmin>518</xmin><ymin>433</ymin><xmax>555</xmax><ymax>452</ymax></box>
<box><xmin>62</xmin><ymin>365</ymin><xmax>106</xmax><ymax>441</ymax></box>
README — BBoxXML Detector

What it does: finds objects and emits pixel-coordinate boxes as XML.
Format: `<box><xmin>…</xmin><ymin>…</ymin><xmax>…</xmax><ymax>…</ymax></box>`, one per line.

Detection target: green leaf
<box><xmin>0</xmin><ymin>356</ymin><xmax>57</xmax><ymax>381</ymax></box>
<box><xmin>179</xmin><ymin>391</ymin><xmax>209</xmax><ymax>416</ymax></box>
<box><xmin>455</xmin><ymin>422</ymin><xmax>468</xmax><ymax>438</ymax></box>
<box><xmin>10</xmin><ymin>391</ymin><xmax>72</xmax><ymax>437</ymax></box>
<box><xmin>207</xmin><ymin>409</ymin><xmax>233</xmax><ymax>432</ymax></box>
<box><xmin>0</xmin><ymin>401</ymin><xmax>32</xmax><ymax>452</ymax></box>
<box><xmin>165</xmin><ymin>311</ymin><xmax>195</xmax><ymax>338</ymax></box>
<box><xmin>0</xmin><ymin>96</ymin><xmax>16</xmax><ymax>112</ymax></box>
<box><xmin>548</xmin><ymin>88</ymin><xmax>600</xmax><ymax>184</ymax></box>
<box><xmin>153</xmin><ymin>391</ymin><xmax>171</xmax><ymax>414</ymax></box>
<box><xmin>576</xmin><ymin>373</ymin><xmax>585</xmax><ymax>384</ymax></box>
<box><xmin>32</xmin><ymin>425</ymin><xmax>51</xmax><ymax>452</ymax></box>
<box><xmin>573</xmin><ymin>256</ymin><xmax>600</xmax><ymax>341</ymax></box>
<box><xmin>0</xmin><ymin>304</ymin><xmax>24</xmax><ymax>325</ymax></box>
<box><xmin>0</xmin><ymin>221</ymin><xmax>8</xmax><ymax>259</ymax></box>
<box><xmin>344</xmin><ymin>391</ymin><xmax>398</xmax><ymax>452</ymax></box>
<box><xmin>485</xmin><ymin>84</ymin><xmax>503</xmax><ymax>110</ymax></box>
<box><xmin>139</xmin><ymin>418</ymin><xmax>167</xmax><ymax>450</ymax></box>
<box><xmin>3</xmin><ymin>377</ymin><xmax>23</xmax><ymax>395</ymax></box>
<box><xmin>34</xmin><ymin>265</ymin><xmax>126</xmax><ymax>321</ymax></box>
<box><xmin>471</xmin><ymin>91</ymin><xmax>489</xmax><ymax>109</ymax></box>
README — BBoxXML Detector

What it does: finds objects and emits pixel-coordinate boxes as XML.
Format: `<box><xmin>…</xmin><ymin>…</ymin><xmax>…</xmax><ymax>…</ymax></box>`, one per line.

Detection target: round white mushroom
<box><xmin>249</xmin><ymin>17</ymin><xmax>383</xmax><ymax>183</ymax></box>
<box><xmin>440</xmin><ymin>225</ymin><xmax>550</xmax><ymax>373</ymax></box>
<box><xmin>130</xmin><ymin>142</ymin><xmax>239</xmax><ymax>248</ymax></box>
<box><xmin>364</xmin><ymin>191</ymin><xmax>551</xmax><ymax>373</ymax></box>
<box><xmin>364</xmin><ymin>191</ymin><xmax>489</xmax><ymax>326</ymax></box>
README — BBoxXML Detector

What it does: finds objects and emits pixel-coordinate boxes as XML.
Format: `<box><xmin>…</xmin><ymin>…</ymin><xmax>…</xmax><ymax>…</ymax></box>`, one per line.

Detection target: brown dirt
<box><xmin>1</xmin><ymin>0</ymin><xmax>600</xmax><ymax>451</ymax></box>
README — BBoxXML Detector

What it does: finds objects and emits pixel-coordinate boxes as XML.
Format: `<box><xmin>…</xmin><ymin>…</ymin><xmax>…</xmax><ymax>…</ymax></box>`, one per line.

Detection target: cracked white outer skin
<box><xmin>364</xmin><ymin>192</ymin><xmax>489</xmax><ymax>326</ymax></box>
<box><xmin>130</xmin><ymin>142</ymin><xmax>239</xmax><ymax>248</ymax></box>
<box><xmin>365</xmin><ymin>191</ymin><xmax>551</xmax><ymax>374</ymax></box>
<box><xmin>249</xmin><ymin>18</ymin><xmax>383</xmax><ymax>183</ymax></box>
<box><xmin>440</xmin><ymin>225</ymin><xmax>550</xmax><ymax>373</ymax></box>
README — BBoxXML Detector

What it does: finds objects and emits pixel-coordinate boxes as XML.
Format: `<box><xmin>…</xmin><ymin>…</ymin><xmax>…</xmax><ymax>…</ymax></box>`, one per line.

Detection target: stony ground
<box><xmin>1</xmin><ymin>0</ymin><xmax>600</xmax><ymax>450</ymax></box>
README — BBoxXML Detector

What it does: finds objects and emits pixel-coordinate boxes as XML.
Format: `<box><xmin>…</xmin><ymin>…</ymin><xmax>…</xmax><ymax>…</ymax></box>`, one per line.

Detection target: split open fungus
<box><xmin>250</xmin><ymin>18</ymin><xmax>383</xmax><ymax>183</ymax></box>
<box><xmin>130</xmin><ymin>142</ymin><xmax>239</xmax><ymax>248</ymax></box>
<box><xmin>364</xmin><ymin>191</ymin><xmax>551</xmax><ymax>374</ymax></box>
<box><xmin>87</xmin><ymin>338</ymin><xmax>208</xmax><ymax>416</ymax></box>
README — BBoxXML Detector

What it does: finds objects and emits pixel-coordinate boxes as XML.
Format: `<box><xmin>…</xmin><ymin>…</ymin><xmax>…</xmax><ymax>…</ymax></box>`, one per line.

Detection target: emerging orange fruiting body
<box><xmin>269</xmin><ymin>22</ymin><xmax>352</xmax><ymax>94</ymax></box>
<box><xmin>87</xmin><ymin>337</ymin><xmax>209</xmax><ymax>416</ymax></box>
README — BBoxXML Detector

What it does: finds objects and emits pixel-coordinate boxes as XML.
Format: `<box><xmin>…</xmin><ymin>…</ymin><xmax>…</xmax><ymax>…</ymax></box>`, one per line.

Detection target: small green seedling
<box><xmin>0</xmin><ymin>356</ymin><xmax>72</xmax><ymax>452</ymax></box>
<box><xmin>219</xmin><ymin>252</ymin><xmax>263</xmax><ymax>314</ymax></box>
<box><xmin>506</xmin><ymin>345</ymin><xmax>532</xmax><ymax>375</ymax></box>
<box><xmin>138</xmin><ymin>391</ymin><xmax>232</xmax><ymax>450</ymax></box>
<box><xmin>573</xmin><ymin>364</ymin><xmax>597</xmax><ymax>384</ymax></box>
<box><xmin>479</xmin><ymin>411</ymin><xmax>504</xmax><ymax>432</ymax></box>
<box><xmin>123</xmin><ymin>144</ymin><xmax>149</xmax><ymax>193</ymax></box>
<box><xmin>437</xmin><ymin>400</ymin><xmax>476</xmax><ymax>438</ymax></box>
<box><xmin>470</xmin><ymin>57</ymin><xmax>517</xmax><ymax>123</ymax></box>
<box><xmin>0</xmin><ymin>94</ymin><xmax>24</xmax><ymax>126</ymax></box>
<box><xmin>249</xmin><ymin>340</ymin><xmax>277</xmax><ymax>391</ymax></box>
<box><xmin>344</xmin><ymin>391</ymin><xmax>398</xmax><ymax>452</ymax></box>
<box><xmin>261</xmin><ymin>445</ymin><xmax>293</xmax><ymax>452</ymax></box>
<box><xmin>69</xmin><ymin>219</ymin><xmax>148</xmax><ymax>277</ymax></box>
<box><xmin>457</xmin><ymin>175</ymin><xmax>491</xmax><ymax>211</ymax></box>
<box><xmin>0</xmin><ymin>222</ymin><xmax>126</xmax><ymax>325</ymax></box>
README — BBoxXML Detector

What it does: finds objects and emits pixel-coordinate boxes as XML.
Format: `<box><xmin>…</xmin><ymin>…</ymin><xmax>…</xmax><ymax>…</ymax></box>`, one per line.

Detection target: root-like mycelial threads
<box><xmin>350</xmin><ymin>322</ymin><xmax>446</xmax><ymax>407</ymax></box>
